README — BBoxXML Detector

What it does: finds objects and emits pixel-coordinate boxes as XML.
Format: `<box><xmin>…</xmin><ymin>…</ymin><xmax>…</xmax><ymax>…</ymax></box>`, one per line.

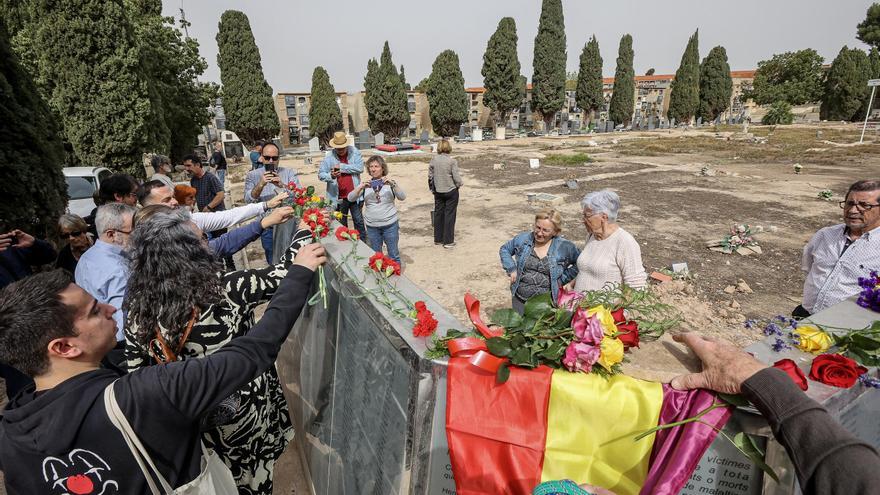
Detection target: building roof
<box><xmin>602</xmin><ymin>70</ymin><xmax>756</xmax><ymax>85</ymax></box>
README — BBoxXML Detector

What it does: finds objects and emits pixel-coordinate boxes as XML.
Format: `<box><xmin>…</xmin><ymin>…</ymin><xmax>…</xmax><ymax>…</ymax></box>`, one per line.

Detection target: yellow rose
<box><xmin>793</xmin><ymin>325</ymin><xmax>832</xmax><ymax>354</ymax></box>
<box><xmin>587</xmin><ymin>306</ymin><xmax>617</xmax><ymax>336</ymax></box>
<box><xmin>598</xmin><ymin>337</ymin><xmax>624</xmax><ymax>371</ymax></box>
<box><xmin>333</xmin><ymin>211</ymin><xmax>343</xmax><ymax>220</ymax></box>
<box><xmin>311</xmin><ymin>195</ymin><xmax>320</xmax><ymax>202</ymax></box>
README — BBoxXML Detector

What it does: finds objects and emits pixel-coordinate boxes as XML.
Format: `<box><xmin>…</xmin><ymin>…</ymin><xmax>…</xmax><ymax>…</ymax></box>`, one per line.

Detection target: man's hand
<box><xmin>267</xmin><ymin>191</ymin><xmax>290</xmax><ymax>209</ymax></box>
<box><xmin>670</xmin><ymin>332</ymin><xmax>767</xmax><ymax>394</ymax></box>
<box><xmin>293</xmin><ymin>243</ymin><xmax>326</xmax><ymax>272</ymax></box>
<box><xmin>330</xmin><ymin>167</ymin><xmax>341</xmax><ymax>179</ymax></box>
<box><xmin>0</xmin><ymin>232</ymin><xmax>14</xmax><ymax>252</ymax></box>
<box><xmin>261</xmin><ymin>207</ymin><xmax>295</xmax><ymax>229</ymax></box>
<box><xmin>262</xmin><ymin>172</ymin><xmax>281</xmax><ymax>187</ymax></box>
<box><xmin>0</xmin><ymin>230</ymin><xmax>35</xmax><ymax>252</ymax></box>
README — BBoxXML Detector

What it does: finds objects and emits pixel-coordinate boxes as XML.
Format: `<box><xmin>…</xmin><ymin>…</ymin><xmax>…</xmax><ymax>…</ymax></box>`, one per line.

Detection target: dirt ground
<box><xmin>229</xmin><ymin>122</ymin><xmax>879</xmax><ymax>351</ymax></box>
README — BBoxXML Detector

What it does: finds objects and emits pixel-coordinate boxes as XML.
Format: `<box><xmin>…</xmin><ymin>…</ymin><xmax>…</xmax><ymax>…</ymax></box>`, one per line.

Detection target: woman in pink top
<box><xmin>573</xmin><ymin>190</ymin><xmax>647</xmax><ymax>292</ymax></box>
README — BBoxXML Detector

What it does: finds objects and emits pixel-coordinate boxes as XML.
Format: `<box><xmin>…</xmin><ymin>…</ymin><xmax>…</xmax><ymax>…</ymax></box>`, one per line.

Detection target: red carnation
<box><xmin>772</xmin><ymin>359</ymin><xmax>808</xmax><ymax>391</ymax></box>
<box><xmin>412</xmin><ymin>300</ymin><xmax>438</xmax><ymax>337</ymax></box>
<box><xmin>335</xmin><ymin>226</ymin><xmax>350</xmax><ymax>241</ymax></box>
<box><xmin>809</xmin><ymin>354</ymin><xmax>868</xmax><ymax>388</ymax></box>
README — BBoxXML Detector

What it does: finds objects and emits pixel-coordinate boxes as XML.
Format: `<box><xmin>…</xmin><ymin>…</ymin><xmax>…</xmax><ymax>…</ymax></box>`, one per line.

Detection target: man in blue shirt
<box><xmin>244</xmin><ymin>142</ymin><xmax>301</xmax><ymax>263</ymax></box>
<box><xmin>74</xmin><ymin>203</ymin><xmax>136</xmax><ymax>370</ymax></box>
<box><xmin>250</xmin><ymin>141</ymin><xmax>264</xmax><ymax>170</ymax></box>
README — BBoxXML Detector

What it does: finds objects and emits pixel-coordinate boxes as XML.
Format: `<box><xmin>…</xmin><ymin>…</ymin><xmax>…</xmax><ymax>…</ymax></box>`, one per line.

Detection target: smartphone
<box><xmin>264</xmin><ymin>162</ymin><xmax>277</xmax><ymax>173</ymax></box>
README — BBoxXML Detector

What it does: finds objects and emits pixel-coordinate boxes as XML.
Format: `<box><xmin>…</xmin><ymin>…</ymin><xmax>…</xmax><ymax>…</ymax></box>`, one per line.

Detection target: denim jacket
<box><xmin>499</xmin><ymin>232</ymin><xmax>580</xmax><ymax>302</ymax></box>
<box><xmin>317</xmin><ymin>146</ymin><xmax>364</xmax><ymax>205</ymax></box>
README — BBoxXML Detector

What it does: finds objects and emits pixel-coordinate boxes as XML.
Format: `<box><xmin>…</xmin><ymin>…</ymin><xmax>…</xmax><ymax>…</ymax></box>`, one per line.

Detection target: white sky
<box><xmin>162</xmin><ymin>0</ymin><xmax>875</xmax><ymax>93</ymax></box>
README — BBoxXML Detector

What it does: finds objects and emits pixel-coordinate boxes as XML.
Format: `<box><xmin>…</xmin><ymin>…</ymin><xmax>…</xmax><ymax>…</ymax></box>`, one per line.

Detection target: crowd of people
<box><xmin>0</xmin><ymin>132</ymin><xmax>876</xmax><ymax>494</ymax></box>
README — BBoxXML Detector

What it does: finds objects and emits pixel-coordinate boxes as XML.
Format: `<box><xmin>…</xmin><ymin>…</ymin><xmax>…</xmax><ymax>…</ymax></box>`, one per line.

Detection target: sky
<box><xmin>162</xmin><ymin>0</ymin><xmax>876</xmax><ymax>93</ymax></box>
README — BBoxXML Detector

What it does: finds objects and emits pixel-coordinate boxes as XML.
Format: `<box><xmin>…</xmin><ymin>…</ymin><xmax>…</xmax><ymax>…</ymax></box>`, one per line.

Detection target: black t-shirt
<box><xmin>212</xmin><ymin>151</ymin><xmax>227</xmax><ymax>170</ymax></box>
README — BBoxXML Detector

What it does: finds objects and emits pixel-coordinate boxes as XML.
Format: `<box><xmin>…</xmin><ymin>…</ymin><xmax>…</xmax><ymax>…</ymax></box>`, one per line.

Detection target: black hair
<box><xmin>137</xmin><ymin>180</ymin><xmax>168</xmax><ymax>206</ymax></box>
<box><xmin>847</xmin><ymin>180</ymin><xmax>880</xmax><ymax>202</ymax></box>
<box><xmin>182</xmin><ymin>154</ymin><xmax>202</xmax><ymax>166</ymax></box>
<box><xmin>0</xmin><ymin>270</ymin><xmax>77</xmax><ymax>377</ymax></box>
<box><xmin>97</xmin><ymin>173</ymin><xmax>138</xmax><ymax>204</ymax></box>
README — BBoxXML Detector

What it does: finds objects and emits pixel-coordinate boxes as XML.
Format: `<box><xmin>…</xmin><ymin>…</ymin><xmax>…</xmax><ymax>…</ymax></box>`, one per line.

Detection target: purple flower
<box><xmin>763</xmin><ymin>323</ymin><xmax>783</xmax><ymax>337</ymax></box>
<box><xmin>571</xmin><ymin>309</ymin><xmax>604</xmax><ymax>345</ymax></box>
<box><xmin>772</xmin><ymin>337</ymin><xmax>792</xmax><ymax>352</ymax></box>
<box><xmin>857</xmin><ymin>272</ymin><xmax>880</xmax><ymax>313</ymax></box>
<box><xmin>859</xmin><ymin>374</ymin><xmax>880</xmax><ymax>389</ymax></box>
<box><xmin>562</xmin><ymin>342</ymin><xmax>601</xmax><ymax>373</ymax></box>
<box><xmin>744</xmin><ymin>319</ymin><xmax>757</xmax><ymax>329</ymax></box>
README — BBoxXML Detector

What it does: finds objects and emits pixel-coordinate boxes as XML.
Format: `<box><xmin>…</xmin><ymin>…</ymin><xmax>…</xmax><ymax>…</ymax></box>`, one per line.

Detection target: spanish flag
<box><xmin>446</xmin><ymin>358</ymin><xmax>730</xmax><ymax>495</ymax></box>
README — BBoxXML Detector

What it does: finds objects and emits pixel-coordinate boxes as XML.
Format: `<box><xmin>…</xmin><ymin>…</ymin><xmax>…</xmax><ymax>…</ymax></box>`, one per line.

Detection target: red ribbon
<box><xmin>464</xmin><ymin>293</ymin><xmax>504</xmax><ymax>338</ymax></box>
<box><xmin>448</xmin><ymin>337</ymin><xmax>507</xmax><ymax>374</ymax></box>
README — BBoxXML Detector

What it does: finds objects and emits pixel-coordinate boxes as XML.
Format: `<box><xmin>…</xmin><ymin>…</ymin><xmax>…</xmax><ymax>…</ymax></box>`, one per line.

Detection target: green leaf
<box><xmin>523</xmin><ymin>292</ymin><xmax>553</xmax><ymax>319</ymax></box>
<box><xmin>510</xmin><ymin>347</ymin><xmax>533</xmax><ymax>367</ymax></box>
<box><xmin>490</xmin><ymin>308</ymin><xmax>523</xmax><ymax>328</ymax></box>
<box><xmin>871</xmin><ymin>320</ymin><xmax>880</xmax><ymax>332</ymax></box>
<box><xmin>553</xmin><ymin>309</ymin><xmax>574</xmax><ymax>329</ymax></box>
<box><xmin>847</xmin><ymin>348</ymin><xmax>880</xmax><ymax>367</ymax></box>
<box><xmin>486</xmin><ymin>337</ymin><xmax>513</xmax><ymax>357</ymax></box>
<box><xmin>718</xmin><ymin>394</ymin><xmax>749</xmax><ymax>408</ymax></box>
<box><xmin>518</xmin><ymin>316</ymin><xmax>538</xmax><ymax>333</ymax></box>
<box><xmin>445</xmin><ymin>329</ymin><xmax>469</xmax><ymax>339</ymax></box>
<box><xmin>509</xmin><ymin>334</ymin><xmax>526</xmax><ymax>349</ymax></box>
<box><xmin>306</xmin><ymin>185</ymin><xmax>315</xmax><ymax>196</ymax></box>
<box><xmin>733</xmin><ymin>432</ymin><xmax>779</xmax><ymax>483</ymax></box>
<box><xmin>496</xmin><ymin>363</ymin><xmax>510</xmax><ymax>384</ymax></box>
<box><xmin>852</xmin><ymin>334</ymin><xmax>880</xmax><ymax>351</ymax></box>
<box><xmin>540</xmin><ymin>342</ymin><xmax>566</xmax><ymax>361</ymax></box>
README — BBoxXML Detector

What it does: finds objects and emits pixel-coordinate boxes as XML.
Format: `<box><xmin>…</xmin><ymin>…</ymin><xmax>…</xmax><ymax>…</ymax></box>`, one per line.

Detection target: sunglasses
<box><xmin>61</xmin><ymin>231</ymin><xmax>84</xmax><ymax>239</ymax></box>
<box><xmin>262</xmin><ymin>155</ymin><xmax>280</xmax><ymax>162</ymax></box>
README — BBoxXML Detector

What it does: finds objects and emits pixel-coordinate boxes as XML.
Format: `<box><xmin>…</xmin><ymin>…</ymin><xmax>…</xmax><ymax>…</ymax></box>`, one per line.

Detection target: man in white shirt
<box><xmin>798</xmin><ymin>180</ymin><xmax>880</xmax><ymax>316</ymax></box>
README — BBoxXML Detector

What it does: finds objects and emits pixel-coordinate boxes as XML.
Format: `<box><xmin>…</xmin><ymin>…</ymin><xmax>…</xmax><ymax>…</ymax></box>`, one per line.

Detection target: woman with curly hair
<box><xmin>122</xmin><ymin>207</ymin><xmax>312</xmax><ymax>494</ymax></box>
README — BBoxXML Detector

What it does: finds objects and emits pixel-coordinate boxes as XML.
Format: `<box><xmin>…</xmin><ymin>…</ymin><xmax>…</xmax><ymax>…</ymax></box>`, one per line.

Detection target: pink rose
<box><xmin>571</xmin><ymin>309</ymin><xmax>604</xmax><ymax>345</ymax></box>
<box><xmin>562</xmin><ymin>342</ymin><xmax>600</xmax><ymax>373</ymax></box>
<box><xmin>556</xmin><ymin>287</ymin><xmax>583</xmax><ymax>309</ymax></box>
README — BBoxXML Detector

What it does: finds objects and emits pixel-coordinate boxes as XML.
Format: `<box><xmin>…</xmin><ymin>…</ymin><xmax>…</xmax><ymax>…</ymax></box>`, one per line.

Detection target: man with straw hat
<box><xmin>318</xmin><ymin>131</ymin><xmax>366</xmax><ymax>238</ymax></box>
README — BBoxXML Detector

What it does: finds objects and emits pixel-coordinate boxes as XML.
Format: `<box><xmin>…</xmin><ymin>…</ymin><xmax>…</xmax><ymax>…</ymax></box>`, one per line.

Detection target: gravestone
<box><xmin>696</xmin><ymin>117</ymin><xmax>703</xmax><ymax>126</ymax></box>
<box><xmin>596</xmin><ymin>121</ymin><xmax>606</xmax><ymax>133</ymax></box>
<box><xmin>648</xmin><ymin>116</ymin><xmax>656</xmax><ymax>130</ymax></box>
<box><xmin>560</xmin><ymin>120</ymin><xmax>569</xmax><ymax>134</ymax></box>
<box><xmin>606</xmin><ymin>120</ymin><xmax>615</xmax><ymax>133</ymax></box>
<box><xmin>714</xmin><ymin>116</ymin><xmax>722</xmax><ymax>126</ymax></box>
<box><xmin>309</xmin><ymin>137</ymin><xmax>320</xmax><ymax>153</ymax></box>
<box><xmin>458</xmin><ymin>125</ymin><xmax>467</xmax><ymax>141</ymax></box>
<box><xmin>529</xmin><ymin>158</ymin><xmax>540</xmax><ymax>169</ymax></box>
<box><xmin>357</xmin><ymin>130</ymin><xmax>372</xmax><ymax>150</ymax></box>
<box><xmin>420</xmin><ymin>130</ymin><xmax>429</xmax><ymax>145</ymax></box>
<box><xmin>472</xmin><ymin>128</ymin><xmax>483</xmax><ymax>141</ymax></box>
<box><xmin>374</xmin><ymin>132</ymin><xmax>384</xmax><ymax>146</ymax></box>
<box><xmin>670</xmin><ymin>117</ymin><xmax>676</xmax><ymax>128</ymax></box>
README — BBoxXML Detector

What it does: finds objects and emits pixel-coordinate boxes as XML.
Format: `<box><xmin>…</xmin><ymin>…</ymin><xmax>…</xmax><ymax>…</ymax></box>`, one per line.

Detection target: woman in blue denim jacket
<box><xmin>499</xmin><ymin>209</ymin><xmax>580</xmax><ymax>314</ymax></box>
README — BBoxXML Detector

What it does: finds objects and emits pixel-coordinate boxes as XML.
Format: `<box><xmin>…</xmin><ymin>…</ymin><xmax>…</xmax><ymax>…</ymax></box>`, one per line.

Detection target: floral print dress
<box><xmin>124</xmin><ymin>226</ymin><xmax>313</xmax><ymax>494</ymax></box>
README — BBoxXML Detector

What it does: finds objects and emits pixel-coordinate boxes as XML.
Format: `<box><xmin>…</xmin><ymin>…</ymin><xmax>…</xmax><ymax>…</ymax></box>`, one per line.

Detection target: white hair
<box><xmin>580</xmin><ymin>189</ymin><xmax>620</xmax><ymax>222</ymax></box>
<box><xmin>95</xmin><ymin>203</ymin><xmax>136</xmax><ymax>234</ymax></box>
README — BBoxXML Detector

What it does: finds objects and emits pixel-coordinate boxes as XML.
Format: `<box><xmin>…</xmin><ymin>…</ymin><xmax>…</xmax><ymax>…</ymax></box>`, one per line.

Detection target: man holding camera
<box><xmin>318</xmin><ymin>131</ymin><xmax>365</xmax><ymax>239</ymax></box>
<box><xmin>244</xmin><ymin>142</ymin><xmax>302</xmax><ymax>263</ymax></box>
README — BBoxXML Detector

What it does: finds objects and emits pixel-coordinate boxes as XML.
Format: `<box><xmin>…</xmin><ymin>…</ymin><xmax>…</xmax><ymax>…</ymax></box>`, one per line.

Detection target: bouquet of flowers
<box><xmin>721</xmin><ymin>224</ymin><xmax>758</xmax><ymax>253</ymax></box>
<box><xmin>284</xmin><ymin>182</ymin><xmax>340</xmax><ymax>308</ymax></box>
<box><xmin>857</xmin><ymin>271</ymin><xmax>880</xmax><ymax>312</ymax></box>
<box><xmin>427</xmin><ymin>285</ymin><xmax>680</xmax><ymax>383</ymax></box>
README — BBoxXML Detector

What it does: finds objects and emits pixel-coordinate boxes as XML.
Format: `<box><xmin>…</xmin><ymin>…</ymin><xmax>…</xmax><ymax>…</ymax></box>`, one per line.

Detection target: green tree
<box><xmin>576</xmin><ymin>35</ymin><xmax>603</xmax><ymax>126</ymax></box>
<box><xmin>482</xmin><ymin>17</ymin><xmax>522</xmax><ymax>125</ymax></box>
<box><xmin>608</xmin><ymin>34</ymin><xmax>635</xmax><ymax>125</ymax></box>
<box><xmin>427</xmin><ymin>50</ymin><xmax>468</xmax><ymax>137</ymax></box>
<box><xmin>745</xmin><ymin>49</ymin><xmax>824</xmax><ymax>106</ymax></box>
<box><xmin>668</xmin><ymin>30</ymin><xmax>700</xmax><ymax>123</ymax></box>
<box><xmin>363</xmin><ymin>57</ymin><xmax>380</xmax><ymax>130</ymax></box>
<box><xmin>29</xmin><ymin>0</ymin><xmax>155</xmax><ymax>176</ymax></box>
<box><xmin>762</xmin><ymin>101</ymin><xmax>794</xmax><ymax>125</ymax></box>
<box><xmin>215</xmin><ymin>10</ymin><xmax>278</xmax><ymax>146</ymax></box>
<box><xmin>415</xmin><ymin>76</ymin><xmax>430</xmax><ymax>92</ymax></box>
<box><xmin>820</xmin><ymin>46</ymin><xmax>872</xmax><ymax>121</ymax></box>
<box><xmin>645</xmin><ymin>68</ymin><xmax>655</xmax><ymax>76</ymax></box>
<box><xmin>0</xmin><ymin>18</ymin><xmax>67</xmax><ymax>233</ymax></box>
<box><xmin>531</xmin><ymin>0</ymin><xmax>567</xmax><ymax>130</ymax></box>
<box><xmin>857</xmin><ymin>3</ymin><xmax>880</xmax><ymax>50</ymax></box>
<box><xmin>400</xmin><ymin>64</ymin><xmax>411</xmax><ymax>90</ymax></box>
<box><xmin>371</xmin><ymin>41</ymin><xmax>410</xmax><ymax>138</ymax></box>
<box><xmin>697</xmin><ymin>45</ymin><xmax>733</xmax><ymax>122</ymax></box>
<box><xmin>309</xmin><ymin>66</ymin><xmax>343</xmax><ymax>146</ymax></box>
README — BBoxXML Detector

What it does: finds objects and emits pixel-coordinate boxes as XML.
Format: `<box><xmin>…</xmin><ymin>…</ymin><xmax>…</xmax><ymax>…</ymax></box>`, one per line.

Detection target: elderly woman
<box><xmin>429</xmin><ymin>139</ymin><xmax>463</xmax><ymax>248</ymax></box>
<box><xmin>574</xmin><ymin>190</ymin><xmax>647</xmax><ymax>292</ymax></box>
<box><xmin>123</xmin><ymin>207</ymin><xmax>312</xmax><ymax>494</ymax></box>
<box><xmin>348</xmin><ymin>155</ymin><xmax>406</xmax><ymax>263</ymax></box>
<box><xmin>150</xmin><ymin>154</ymin><xmax>175</xmax><ymax>189</ymax></box>
<box><xmin>500</xmin><ymin>209</ymin><xmax>580</xmax><ymax>314</ymax></box>
<box><xmin>55</xmin><ymin>214</ymin><xmax>93</xmax><ymax>273</ymax></box>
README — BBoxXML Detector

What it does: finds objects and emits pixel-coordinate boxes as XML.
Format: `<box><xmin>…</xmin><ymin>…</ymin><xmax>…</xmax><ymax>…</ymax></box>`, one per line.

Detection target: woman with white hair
<box><xmin>574</xmin><ymin>189</ymin><xmax>647</xmax><ymax>292</ymax></box>
<box><xmin>55</xmin><ymin>213</ymin><xmax>93</xmax><ymax>273</ymax></box>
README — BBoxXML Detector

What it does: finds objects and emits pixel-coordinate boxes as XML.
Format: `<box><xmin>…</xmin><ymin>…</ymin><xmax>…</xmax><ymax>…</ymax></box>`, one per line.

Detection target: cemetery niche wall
<box><xmin>275</xmin><ymin>228</ymin><xmax>880</xmax><ymax>495</ymax></box>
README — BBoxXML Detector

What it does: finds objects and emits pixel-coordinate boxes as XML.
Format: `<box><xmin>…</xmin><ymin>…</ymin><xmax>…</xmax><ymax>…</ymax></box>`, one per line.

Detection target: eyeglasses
<box><xmin>61</xmin><ymin>231</ymin><xmax>84</xmax><ymax>239</ymax></box>
<box><xmin>840</xmin><ymin>201</ymin><xmax>880</xmax><ymax>211</ymax></box>
<box><xmin>262</xmin><ymin>155</ymin><xmax>280</xmax><ymax>162</ymax></box>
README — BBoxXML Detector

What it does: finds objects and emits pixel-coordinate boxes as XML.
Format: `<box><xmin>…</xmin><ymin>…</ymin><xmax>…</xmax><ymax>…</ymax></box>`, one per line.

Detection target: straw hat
<box><xmin>329</xmin><ymin>131</ymin><xmax>349</xmax><ymax>149</ymax></box>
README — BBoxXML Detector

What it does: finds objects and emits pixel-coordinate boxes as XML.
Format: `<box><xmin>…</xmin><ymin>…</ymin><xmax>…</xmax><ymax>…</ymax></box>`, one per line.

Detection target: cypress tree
<box><xmin>427</xmin><ymin>50</ymin><xmax>468</xmax><ymax>137</ymax></box>
<box><xmin>531</xmin><ymin>0</ymin><xmax>567</xmax><ymax>130</ymax></box>
<box><xmin>608</xmin><ymin>34</ymin><xmax>635</xmax><ymax>125</ymax></box>
<box><xmin>30</xmin><ymin>0</ymin><xmax>155</xmax><ymax>176</ymax></box>
<box><xmin>697</xmin><ymin>45</ymin><xmax>733</xmax><ymax>122</ymax></box>
<box><xmin>400</xmin><ymin>64</ymin><xmax>410</xmax><ymax>90</ymax></box>
<box><xmin>0</xmin><ymin>17</ymin><xmax>67</xmax><ymax>233</ymax></box>
<box><xmin>216</xmin><ymin>10</ymin><xmax>279</xmax><ymax>146</ymax></box>
<box><xmin>576</xmin><ymin>35</ymin><xmax>603</xmax><ymax>126</ymax></box>
<box><xmin>309</xmin><ymin>66</ymin><xmax>343</xmax><ymax>147</ymax></box>
<box><xmin>668</xmin><ymin>30</ymin><xmax>700</xmax><ymax>123</ymax></box>
<box><xmin>372</xmin><ymin>41</ymin><xmax>409</xmax><ymax>138</ymax></box>
<box><xmin>482</xmin><ymin>17</ymin><xmax>522</xmax><ymax>125</ymax></box>
<box><xmin>364</xmin><ymin>57</ymin><xmax>379</xmax><ymax>130</ymax></box>
<box><xmin>821</xmin><ymin>46</ymin><xmax>872</xmax><ymax>121</ymax></box>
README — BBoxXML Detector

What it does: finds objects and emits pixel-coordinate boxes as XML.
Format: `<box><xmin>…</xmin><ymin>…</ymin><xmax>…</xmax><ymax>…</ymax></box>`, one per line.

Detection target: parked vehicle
<box><xmin>63</xmin><ymin>167</ymin><xmax>112</xmax><ymax>218</ymax></box>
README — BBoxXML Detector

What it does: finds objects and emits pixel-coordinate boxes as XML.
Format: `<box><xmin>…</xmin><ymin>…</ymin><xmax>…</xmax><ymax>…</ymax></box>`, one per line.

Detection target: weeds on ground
<box><xmin>544</xmin><ymin>152</ymin><xmax>594</xmax><ymax>166</ymax></box>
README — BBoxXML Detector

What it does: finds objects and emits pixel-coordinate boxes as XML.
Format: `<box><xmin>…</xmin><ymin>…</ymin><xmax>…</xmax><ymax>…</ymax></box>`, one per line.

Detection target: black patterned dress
<box><xmin>124</xmin><ymin>225</ymin><xmax>313</xmax><ymax>494</ymax></box>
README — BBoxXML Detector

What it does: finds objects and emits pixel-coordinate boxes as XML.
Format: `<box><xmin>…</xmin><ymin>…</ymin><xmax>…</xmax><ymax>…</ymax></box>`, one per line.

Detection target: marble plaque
<box><xmin>679</xmin><ymin>417</ymin><xmax>766</xmax><ymax>495</ymax></box>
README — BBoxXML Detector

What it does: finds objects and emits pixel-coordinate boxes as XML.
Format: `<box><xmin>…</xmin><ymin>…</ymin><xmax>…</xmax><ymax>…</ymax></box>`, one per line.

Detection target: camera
<box><xmin>370</xmin><ymin>179</ymin><xmax>384</xmax><ymax>190</ymax></box>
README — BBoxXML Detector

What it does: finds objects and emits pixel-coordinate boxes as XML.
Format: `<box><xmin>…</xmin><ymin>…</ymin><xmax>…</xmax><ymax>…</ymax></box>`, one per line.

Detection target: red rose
<box><xmin>809</xmin><ymin>354</ymin><xmax>868</xmax><ymax>388</ymax></box>
<box><xmin>772</xmin><ymin>359</ymin><xmax>808</xmax><ymax>391</ymax></box>
<box><xmin>610</xmin><ymin>308</ymin><xmax>640</xmax><ymax>349</ymax></box>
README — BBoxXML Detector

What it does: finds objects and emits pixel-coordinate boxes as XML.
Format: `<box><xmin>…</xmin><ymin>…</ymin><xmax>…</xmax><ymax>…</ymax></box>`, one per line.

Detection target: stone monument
<box><xmin>309</xmin><ymin>137</ymin><xmax>320</xmax><ymax>154</ymax></box>
<box><xmin>374</xmin><ymin>132</ymin><xmax>385</xmax><ymax>146</ymax></box>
